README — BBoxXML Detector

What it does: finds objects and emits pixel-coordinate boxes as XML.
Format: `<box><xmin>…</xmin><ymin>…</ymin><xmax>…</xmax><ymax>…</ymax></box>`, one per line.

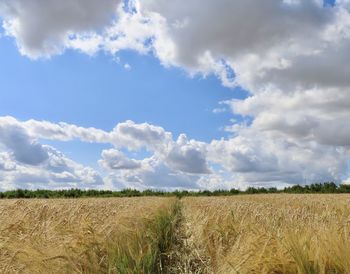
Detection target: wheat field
<box><xmin>1</xmin><ymin>195</ymin><xmax>350</xmax><ymax>273</ymax></box>
<box><xmin>183</xmin><ymin>195</ymin><xmax>350</xmax><ymax>274</ymax></box>
<box><xmin>0</xmin><ymin>197</ymin><xmax>175</xmax><ymax>273</ymax></box>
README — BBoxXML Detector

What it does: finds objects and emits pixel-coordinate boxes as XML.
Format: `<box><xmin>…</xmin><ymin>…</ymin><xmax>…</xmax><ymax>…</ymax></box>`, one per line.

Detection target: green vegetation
<box><xmin>1</xmin><ymin>182</ymin><xmax>350</xmax><ymax>199</ymax></box>
<box><xmin>106</xmin><ymin>200</ymin><xmax>182</xmax><ymax>274</ymax></box>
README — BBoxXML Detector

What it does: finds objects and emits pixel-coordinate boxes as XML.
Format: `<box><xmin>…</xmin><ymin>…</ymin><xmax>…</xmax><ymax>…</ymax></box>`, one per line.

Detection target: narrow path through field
<box><xmin>165</xmin><ymin>199</ymin><xmax>211</xmax><ymax>274</ymax></box>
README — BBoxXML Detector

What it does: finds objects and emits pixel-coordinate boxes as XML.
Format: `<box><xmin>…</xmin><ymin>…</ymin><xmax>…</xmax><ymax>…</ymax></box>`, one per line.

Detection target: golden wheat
<box><xmin>2</xmin><ymin>195</ymin><xmax>350</xmax><ymax>274</ymax></box>
<box><xmin>183</xmin><ymin>194</ymin><xmax>350</xmax><ymax>274</ymax></box>
<box><xmin>0</xmin><ymin>197</ymin><xmax>173</xmax><ymax>273</ymax></box>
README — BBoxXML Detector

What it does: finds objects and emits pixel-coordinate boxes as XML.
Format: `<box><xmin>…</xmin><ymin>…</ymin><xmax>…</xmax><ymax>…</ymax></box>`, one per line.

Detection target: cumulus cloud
<box><xmin>0</xmin><ymin>116</ymin><xmax>212</xmax><ymax>190</ymax></box>
<box><xmin>99</xmin><ymin>149</ymin><xmax>142</xmax><ymax>170</ymax></box>
<box><xmin>1</xmin><ymin>108</ymin><xmax>349</xmax><ymax>190</ymax></box>
<box><xmin>0</xmin><ymin>152</ymin><xmax>15</xmax><ymax>171</ymax></box>
<box><xmin>165</xmin><ymin>134</ymin><xmax>210</xmax><ymax>174</ymax></box>
<box><xmin>0</xmin><ymin>147</ymin><xmax>104</xmax><ymax>191</ymax></box>
<box><xmin>0</xmin><ymin>0</ymin><xmax>121</xmax><ymax>58</ymax></box>
<box><xmin>132</xmin><ymin>0</ymin><xmax>350</xmax><ymax>185</ymax></box>
<box><xmin>112</xmin><ymin>122</ymin><xmax>211</xmax><ymax>174</ymax></box>
<box><xmin>209</xmin><ymin>130</ymin><xmax>347</xmax><ymax>185</ymax></box>
<box><xmin>229</xmin><ymin>88</ymin><xmax>350</xmax><ymax>147</ymax></box>
<box><xmin>2</xmin><ymin>0</ymin><xmax>350</xmax><ymax>188</ymax></box>
<box><xmin>140</xmin><ymin>0</ymin><xmax>331</xmax><ymax>69</ymax></box>
<box><xmin>111</xmin><ymin>120</ymin><xmax>172</xmax><ymax>151</ymax></box>
<box><xmin>0</xmin><ymin>117</ymin><xmax>104</xmax><ymax>190</ymax></box>
<box><xmin>104</xmin><ymin>157</ymin><xmax>201</xmax><ymax>190</ymax></box>
<box><xmin>0</xmin><ymin>120</ymin><xmax>49</xmax><ymax>165</ymax></box>
<box><xmin>0</xmin><ymin>116</ymin><xmax>111</xmax><ymax>143</ymax></box>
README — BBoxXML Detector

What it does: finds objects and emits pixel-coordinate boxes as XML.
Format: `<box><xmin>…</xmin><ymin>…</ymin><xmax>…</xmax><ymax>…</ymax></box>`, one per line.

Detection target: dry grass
<box><xmin>0</xmin><ymin>197</ymin><xmax>174</xmax><ymax>273</ymax></box>
<box><xmin>183</xmin><ymin>195</ymin><xmax>350</xmax><ymax>274</ymax></box>
<box><xmin>2</xmin><ymin>195</ymin><xmax>350</xmax><ymax>274</ymax></box>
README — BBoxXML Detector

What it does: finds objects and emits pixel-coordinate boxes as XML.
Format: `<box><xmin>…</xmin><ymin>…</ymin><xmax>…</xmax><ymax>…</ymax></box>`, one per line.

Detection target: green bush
<box><xmin>0</xmin><ymin>182</ymin><xmax>349</xmax><ymax>199</ymax></box>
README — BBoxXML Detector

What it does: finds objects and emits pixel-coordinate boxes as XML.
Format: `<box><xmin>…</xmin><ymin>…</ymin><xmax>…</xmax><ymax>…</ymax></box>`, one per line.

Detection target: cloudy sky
<box><xmin>0</xmin><ymin>0</ymin><xmax>349</xmax><ymax>191</ymax></box>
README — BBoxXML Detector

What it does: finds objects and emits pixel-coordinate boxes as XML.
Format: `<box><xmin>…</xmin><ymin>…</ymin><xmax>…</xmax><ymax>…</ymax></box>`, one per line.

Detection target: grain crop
<box><xmin>0</xmin><ymin>197</ymin><xmax>174</xmax><ymax>273</ymax></box>
<box><xmin>2</xmin><ymin>194</ymin><xmax>350</xmax><ymax>274</ymax></box>
<box><xmin>182</xmin><ymin>195</ymin><xmax>350</xmax><ymax>274</ymax></box>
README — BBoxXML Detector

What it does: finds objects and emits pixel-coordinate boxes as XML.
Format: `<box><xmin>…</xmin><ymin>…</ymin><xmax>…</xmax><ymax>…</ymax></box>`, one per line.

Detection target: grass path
<box><xmin>108</xmin><ymin>195</ymin><xmax>350</xmax><ymax>274</ymax></box>
<box><xmin>106</xmin><ymin>199</ymin><xmax>181</xmax><ymax>273</ymax></box>
<box><xmin>106</xmin><ymin>198</ymin><xmax>212</xmax><ymax>273</ymax></box>
<box><xmin>164</xmin><ymin>199</ymin><xmax>211</xmax><ymax>274</ymax></box>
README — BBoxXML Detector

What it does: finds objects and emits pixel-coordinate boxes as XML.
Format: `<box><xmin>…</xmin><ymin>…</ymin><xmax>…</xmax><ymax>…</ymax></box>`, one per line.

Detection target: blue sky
<box><xmin>0</xmin><ymin>0</ymin><xmax>349</xmax><ymax>190</ymax></box>
<box><xmin>0</xmin><ymin>38</ymin><xmax>238</xmax><ymax>139</ymax></box>
<box><xmin>0</xmin><ymin>34</ymin><xmax>248</xmax><ymax>167</ymax></box>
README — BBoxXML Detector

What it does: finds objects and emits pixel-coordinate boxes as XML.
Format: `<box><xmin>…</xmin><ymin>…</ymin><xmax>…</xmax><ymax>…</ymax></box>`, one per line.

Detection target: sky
<box><xmin>0</xmin><ymin>0</ymin><xmax>349</xmax><ymax>191</ymax></box>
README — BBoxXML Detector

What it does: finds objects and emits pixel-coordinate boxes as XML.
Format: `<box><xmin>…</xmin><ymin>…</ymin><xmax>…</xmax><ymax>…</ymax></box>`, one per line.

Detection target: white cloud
<box><xmin>123</xmin><ymin>63</ymin><xmax>131</xmax><ymax>70</ymax></box>
<box><xmin>209</xmin><ymin>130</ymin><xmax>347</xmax><ymax>185</ymax></box>
<box><xmin>132</xmin><ymin>0</ymin><xmax>350</xmax><ymax>185</ymax></box>
<box><xmin>212</xmin><ymin>108</ymin><xmax>226</xmax><ymax>114</ymax></box>
<box><xmin>0</xmin><ymin>115</ymin><xmax>348</xmax><ymax>189</ymax></box>
<box><xmin>229</xmin><ymin>87</ymin><xmax>350</xmax><ymax>147</ymax></box>
<box><xmin>0</xmin><ymin>152</ymin><xmax>16</xmax><ymax>171</ymax></box>
<box><xmin>111</xmin><ymin>120</ymin><xmax>172</xmax><ymax>151</ymax></box>
<box><xmin>0</xmin><ymin>117</ymin><xmax>212</xmax><ymax>190</ymax></box>
<box><xmin>0</xmin><ymin>117</ymin><xmax>211</xmax><ymax>175</ymax></box>
<box><xmin>99</xmin><ymin>149</ymin><xmax>142</xmax><ymax>170</ymax></box>
<box><xmin>0</xmin><ymin>117</ymin><xmax>104</xmax><ymax>190</ymax></box>
<box><xmin>0</xmin><ymin>120</ymin><xmax>49</xmax><ymax>165</ymax></box>
<box><xmin>2</xmin><ymin>1</ymin><xmax>350</xmax><ymax>188</ymax></box>
<box><xmin>165</xmin><ymin>134</ymin><xmax>210</xmax><ymax>174</ymax></box>
<box><xmin>0</xmin><ymin>0</ymin><xmax>121</xmax><ymax>58</ymax></box>
<box><xmin>0</xmin><ymin>147</ymin><xmax>104</xmax><ymax>191</ymax></box>
<box><xmin>0</xmin><ymin>116</ymin><xmax>111</xmax><ymax>143</ymax></box>
<box><xmin>110</xmin><ymin>121</ymin><xmax>210</xmax><ymax>174</ymax></box>
<box><xmin>104</xmin><ymin>157</ymin><xmax>201</xmax><ymax>190</ymax></box>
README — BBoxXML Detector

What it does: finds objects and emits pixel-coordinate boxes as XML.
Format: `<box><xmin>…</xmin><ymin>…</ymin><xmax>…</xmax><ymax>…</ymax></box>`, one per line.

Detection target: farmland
<box><xmin>182</xmin><ymin>195</ymin><xmax>350</xmax><ymax>274</ymax></box>
<box><xmin>1</xmin><ymin>194</ymin><xmax>350</xmax><ymax>273</ymax></box>
<box><xmin>0</xmin><ymin>197</ymin><xmax>177</xmax><ymax>273</ymax></box>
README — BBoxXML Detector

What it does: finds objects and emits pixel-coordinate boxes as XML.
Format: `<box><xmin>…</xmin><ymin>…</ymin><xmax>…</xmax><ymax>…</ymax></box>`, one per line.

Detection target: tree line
<box><xmin>0</xmin><ymin>182</ymin><xmax>350</xmax><ymax>199</ymax></box>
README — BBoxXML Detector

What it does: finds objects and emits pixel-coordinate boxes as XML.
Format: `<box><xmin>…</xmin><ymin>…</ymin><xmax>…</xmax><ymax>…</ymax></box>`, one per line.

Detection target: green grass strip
<box><xmin>107</xmin><ymin>200</ymin><xmax>182</xmax><ymax>274</ymax></box>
